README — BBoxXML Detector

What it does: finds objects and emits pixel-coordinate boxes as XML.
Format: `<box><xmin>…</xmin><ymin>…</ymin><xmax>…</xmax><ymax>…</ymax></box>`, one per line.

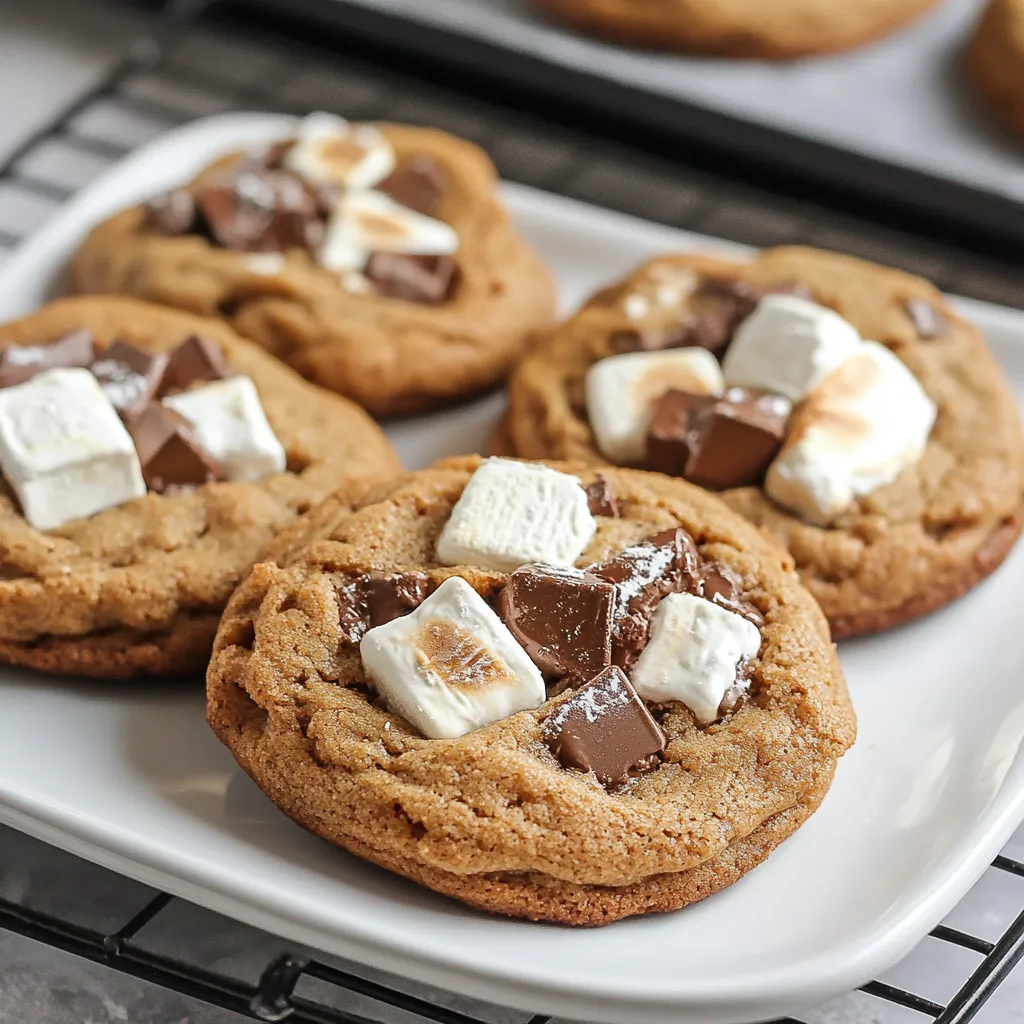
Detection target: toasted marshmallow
<box><xmin>722</xmin><ymin>294</ymin><xmax>862</xmax><ymax>403</ymax></box>
<box><xmin>0</xmin><ymin>368</ymin><xmax>145</xmax><ymax>531</ymax></box>
<box><xmin>585</xmin><ymin>348</ymin><xmax>724</xmax><ymax>463</ymax></box>
<box><xmin>436</xmin><ymin>458</ymin><xmax>595</xmax><ymax>572</ymax></box>
<box><xmin>360</xmin><ymin>576</ymin><xmax>545</xmax><ymax>739</ymax></box>
<box><xmin>163</xmin><ymin>375</ymin><xmax>286</xmax><ymax>483</ymax></box>
<box><xmin>318</xmin><ymin>190</ymin><xmax>459</xmax><ymax>273</ymax></box>
<box><xmin>283</xmin><ymin>112</ymin><xmax>395</xmax><ymax>190</ymax></box>
<box><xmin>242</xmin><ymin>253</ymin><xmax>286</xmax><ymax>276</ymax></box>
<box><xmin>631</xmin><ymin>592</ymin><xmax>761</xmax><ymax>724</ymax></box>
<box><xmin>765</xmin><ymin>341</ymin><xmax>937</xmax><ymax>525</ymax></box>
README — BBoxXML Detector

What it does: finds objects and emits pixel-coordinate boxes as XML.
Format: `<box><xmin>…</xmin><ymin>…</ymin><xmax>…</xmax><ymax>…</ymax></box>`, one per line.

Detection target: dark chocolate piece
<box><xmin>684</xmin><ymin>388</ymin><xmax>791</xmax><ymax>490</ymax></box>
<box><xmin>542</xmin><ymin>666</ymin><xmax>665</xmax><ymax>787</ymax></box>
<box><xmin>90</xmin><ymin>340</ymin><xmax>169</xmax><ymax>419</ymax></box>
<box><xmin>718</xmin><ymin>659</ymin><xmax>755</xmax><ymax>718</ymax></box>
<box><xmin>905</xmin><ymin>298</ymin><xmax>947</xmax><ymax>340</ymax></box>
<box><xmin>590</xmin><ymin>528</ymin><xmax>700</xmax><ymax>667</ymax></box>
<box><xmin>364</xmin><ymin>252</ymin><xmax>456</xmax><ymax>304</ymax></box>
<box><xmin>583</xmin><ymin>474</ymin><xmax>619</xmax><ymax>518</ymax></box>
<box><xmin>365</xmin><ymin>572</ymin><xmax>433</xmax><ymax>628</ymax></box>
<box><xmin>128</xmin><ymin>404</ymin><xmax>220</xmax><ymax>493</ymax></box>
<box><xmin>158</xmin><ymin>335</ymin><xmax>230</xmax><ymax>396</ymax></box>
<box><xmin>0</xmin><ymin>329</ymin><xmax>95</xmax><ymax>389</ymax></box>
<box><xmin>499</xmin><ymin>564</ymin><xmax>615</xmax><ymax>678</ymax></box>
<box><xmin>695</xmin><ymin>561</ymin><xmax>764</xmax><ymax>626</ymax></box>
<box><xmin>261</xmin><ymin>139</ymin><xmax>295</xmax><ymax>170</ymax></box>
<box><xmin>147</xmin><ymin>188</ymin><xmax>196</xmax><ymax>235</ymax></box>
<box><xmin>645</xmin><ymin>390</ymin><xmax>716</xmax><ymax>477</ymax></box>
<box><xmin>336</xmin><ymin>581</ymin><xmax>371</xmax><ymax>645</ymax></box>
<box><xmin>377</xmin><ymin>155</ymin><xmax>447</xmax><ymax>215</ymax></box>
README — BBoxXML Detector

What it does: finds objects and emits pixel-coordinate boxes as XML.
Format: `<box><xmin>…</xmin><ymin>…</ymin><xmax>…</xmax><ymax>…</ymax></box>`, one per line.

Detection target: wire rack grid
<box><xmin>0</xmin><ymin>4</ymin><xmax>1023</xmax><ymax>1024</ymax></box>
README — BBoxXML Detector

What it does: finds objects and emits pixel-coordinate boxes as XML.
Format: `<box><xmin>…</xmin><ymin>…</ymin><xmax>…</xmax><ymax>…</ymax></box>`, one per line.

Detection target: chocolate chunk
<box><xmin>366</xmin><ymin>572</ymin><xmax>433</xmax><ymax>628</ymax></box>
<box><xmin>542</xmin><ymin>666</ymin><xmax>665</xmax><ymax>787</ymax></box>
<box><xmin>695</xmin><ymin>561</ymin><xmax>764</xmax><ymax>626</ymax></box>
<box><xmin>905</xmin><ymin>298</ymin><xmax>946</xmax><ymax>340</ymax></box>
<box><xmin>645</xmin><ymin>390</ymin><xmax>716</xmax><ymax>477</ymax></box>
<box><xmin>718</xmin><ymin>658</ymin><xmax>755</xmax><ymax>718</ymax></box>
<box><xmin>261</xmin><ymin>139</ymin><xmax>295</xmax><ymax>170</ymax></box>
<box><xmin>90</xmin><ymin>341</ymin><xmax>169</xmax><ymax>419</ymax></box>
<box><xmin>128</xmin><ymin>404</ymin><xmax>221</xmax><ymax>493</ymax></box>
<box><xmin>583</xmin><ymin>474</ymin><xmax>619</xmax><ymax>517</ymax></box>
<box><xmin>685</xmin><ymin>388</ymin><xmax>791</xmax><ymax>490</ymax></box>
<box><xmin>499</xmin><ymin>565</ymin><xmax>615</xmax><ymax>678</ymax></box>
<box><xmin>158</xmin><ymin>335</ymin><xmax>230</xmax><ymax>396</ymax></box>
<box><xmin>336</xmin><ymin>580</ymin><xmax>371</xmax><ymax>644</ymax></box>
<box><xmin>0</xmin><ymin>329</ymin><xmax>95</xmax><ymax>388</ymax></box>
<box><xmin>590</xmin><ymin>528</ymin><xmax>700</xmax><ymax>667</ymax></box>
<box><xmin>377</xmin><ymin>155</ymin><xmax>447</xmax><ymax>215</ymax></box>
<box><xmin>196</xmin><ymin>170</ymin><xmax>324</xmax><ymax>252</ymax></box>
<box><xmin>364</xmin><ymin>252</ymin><xmax>456</xmax><ymax>304</ymax></box>
<box><xmin>147</xmin><ymin>188</ymin><xmax>196</xmax><ymax>235</ymax></box>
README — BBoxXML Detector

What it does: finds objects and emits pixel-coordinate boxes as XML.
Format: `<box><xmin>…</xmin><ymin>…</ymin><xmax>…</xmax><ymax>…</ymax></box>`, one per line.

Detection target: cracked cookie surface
<box><xmin>207</xmin><ymin>456</ymin><xmax>854</xmax><ymax>924</ymax></box>
<box><xmin>70</xmin><ymin>124</ymin><xmax>557</xmax><ymax>417</ymax></box>
<box><xmin>498</xmin><ymin>247</ymin><xmax>1024</xmax><ymax>638</ymax></box>
<box><xmin>0</xmin><ymin>296</ymin><xmax>401</xmax><ymax>679</ymax></box>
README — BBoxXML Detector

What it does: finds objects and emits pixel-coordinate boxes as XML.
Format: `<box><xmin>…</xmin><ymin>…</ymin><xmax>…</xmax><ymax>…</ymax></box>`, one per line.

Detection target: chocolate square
<box><xmin>90</xmin><ymin>340</ymin><xmax>169</xmax><ymax>419</ymax></box>
<box><xmin>158</xmin><ymin>335</ymin><xmax>231</xmax><ymax>396</ymax></box>
<box><xmin>128</xmin><ymin>404</ymin><xmax>221</xmax><ymax>493</ymax></box>
<box><xmin>905</xmin><ymin>298</ymin><xmax>946</xmax><ymax>340</ymax></box>
<box><xmin>147</xmin><ymin>188</ymin><xmax>197</xmax><ymax>235</ymax></box>
<box><xmin>645</xmin><ymin>389</ymin><xmax>716</xmax><ymax>476</ymax></box>
<box><xmin>0</xmin><ymin>329</ymin><xmax>95</xmax><ymax>389</ymax></box>
<box><xmin>684</xmin><ymin>388</ymin><xmax>791</xmax><ymax>490</ymax></box>
<box><xmin>377</xmin><ymin>155</ymin><xmax>447</xmax><ymax>215</ymax></box>
<box><xmin>365</xmin><ymin>252</ymin><xmax>456</xmax><ymax>305</ymax></box>
<box><xmin>365</xmin><ymin>572</ymin><xmax>433</xmax><ymax>628</ymax></box>
<box><xmin>583</xmin><ymin>474</ymin><xmax>619</xmax><ymax>517</ymax></box>
<box><xmin>542</xmin><ymin>666</ymin><xmax>665</xmax><ymax>787</ymax></box>
<box><xmin>499</xmin><ymin>565</ymin><xmax>615</xmax><ymax>678</ymax></box>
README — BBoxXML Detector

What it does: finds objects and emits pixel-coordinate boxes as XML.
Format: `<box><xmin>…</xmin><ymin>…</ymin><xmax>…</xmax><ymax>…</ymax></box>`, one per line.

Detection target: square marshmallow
<box><xmin>585</xmin><ymin>348</ymin><xmax>725</xmax><ymax>463</ymax></box>
<box><xmin>283</xmin><ymin>112</ymin><xmax>396</xmax><ymax>191</ymax></box>
<box><xmin>360</xmin><ymin>576</ymin><xmax>545</xmax><ymax>739</ymax></box>
<box><xmin>722</xmin><ymin>294</ymin><xmax>862</xmax><ymax>402</ymax></box>
<box><xmin>436</xmin><ymin>458</ymin><xmax>596</xmax><ymax>572</ymax></box>
<box><xmin>163</xmin><ymin>375</ymin><xmax>286</xmax><ymax>483</ymax></box>
<box><xmin>632</xmin><ymin>592</ymin><xmax>761</xmax><ymax>724</ymax></box>
<box><xmin>0</xmin><ymin>367</ymin><xmax>145</xmax><ymax>531</ymax></box>
<box><xmin>765</xmin><ymin>340</ymin><xmax>937</xmax><ymax>525</ymax></box>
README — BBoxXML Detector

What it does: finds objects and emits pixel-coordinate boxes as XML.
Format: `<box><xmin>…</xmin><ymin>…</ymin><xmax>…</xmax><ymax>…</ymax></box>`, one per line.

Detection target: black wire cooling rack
<box><xmin>1</xmin><ymin>3</ymin><xmax>1024</xmax><ymax>1022</ymax></box>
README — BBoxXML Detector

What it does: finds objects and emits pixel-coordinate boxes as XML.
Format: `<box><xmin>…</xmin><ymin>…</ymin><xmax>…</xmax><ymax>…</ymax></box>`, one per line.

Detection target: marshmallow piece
<box><xmin>585</xmin><ymin>348</ymin><xmax>724</xmax><ymax>463</ymax></box>
<box><xmin>722</xmin><ymin>295</ymin><xmax>862</xmax><ymax>402</ymax></box>
<box><xmin>360</xmin><ymin>576</ymin><xmax>545</xmax><ymax>739</ymax></box>
<box><xmin>163</xmin><ymin>376</ymin><xmax>286</xmax><ymax>483</ymax></box>
<box><xmin>765</xmin><ymin>341</ymin><xmax>937</xmax><ymax>525</ymax></box>
<box><xmin>319</xmin><ymin>190</ymin><xmax>459</xmax><ymax>273</ymax></box>
<box><xmin>0</xmin><ymin>368</ymin><xmax>145</xmax><ymax>531</ymax></box>
<box><xmin>283</xmin><ymin>112</ymin><xmax>395</xmax><ymax>190</ymax></box>
<box><xmin>436</xmin><ymin>458</ymin><xmax>596</xmax><ymax>572</ymax></box>
<box><xmin>632</xmin><ymin>592</ymin><xmax>761</xmax><ymax>724</ymax></box>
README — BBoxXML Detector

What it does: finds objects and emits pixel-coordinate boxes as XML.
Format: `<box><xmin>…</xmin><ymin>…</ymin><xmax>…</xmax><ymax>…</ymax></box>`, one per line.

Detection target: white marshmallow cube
<box><xmin>283</xmin><ymin>112</ymin><xmax>395</xmax><ymax>191</ymax></box>
<box><xmin>722</xmin><ymin>294</ymin><xmax>862</xmax><ymax>402</ymax></box>
<box><xmin>163</xmin><ymin>376</ymin><xmax>286</xmax><ymax>484</ymax></box>
<box><xmin>319</xmin><ymin>190</ymin><xmax>459</xmax><ymax>273</ymax></box>
<box><xmin>765</xmin><ymin>341</ymin><xmax>937</xmax><ymax>525</ymax></box>
<box><xmin>436</xmin><ymin>458</ymin><xmax>595</xmax><ymax>572</ymax></box>
<box><xmin>360</xmin><ymin>576</ymin><xmax>545</xmax><ymax>739</ymax></box>
<box><xmin>632</xmin><ymin>592</ymin><xmax>761</xmax><ymax>725</ymax></box>
<box><xmin>0</xmin><ymin>368</ymin><xmax>145</xmax><ymax>531</ymax></box>
<box><xmin>585</xmin><ymin>348</ymin><xmax>725</xmax><ymax>463</ymax></box>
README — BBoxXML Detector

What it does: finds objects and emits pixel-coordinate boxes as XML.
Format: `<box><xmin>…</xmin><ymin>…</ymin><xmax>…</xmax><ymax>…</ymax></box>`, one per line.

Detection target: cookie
<box><xmin>534</xmin><ymin>0</ymin><xmax>943</xmax><ymax>58</ymax></box>
<box><xmin>0</xmin><ymin>296</ymin><xmax>401</xmax><ymax>679</ymax></box>
<box><xmin>967</xmin><ymin>0</ymin><xmax>1024</xmax><ymax>137</ymax></box>
<box><xmin>207</xmin><ymin>456</ymin><xmax>855</xmax><ymax>924</ymax></box>
<box><xmin>498</xmin><ymin>247</ymin><xmax>1024</xmax><ymax>638</ymax></box>
<box><xmin>70</xmin><ymin>114</ymin><xmax>557</xmax><ymax>417</ymax></box>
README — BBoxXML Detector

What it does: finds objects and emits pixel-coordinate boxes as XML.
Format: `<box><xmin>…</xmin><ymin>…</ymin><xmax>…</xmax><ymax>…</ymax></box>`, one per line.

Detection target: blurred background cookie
<box><xmin>967</xmin><ymin>0</ymin><xmax>1024</xmax><ymax>137</ymax></box>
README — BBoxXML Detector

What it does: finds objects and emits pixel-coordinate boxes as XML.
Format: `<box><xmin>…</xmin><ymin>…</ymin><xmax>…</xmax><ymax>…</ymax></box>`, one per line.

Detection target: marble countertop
<box><xmin>0</xmin><ymin>2</ymin><xmax>1022</xmax><ymax>1022</ymax></box>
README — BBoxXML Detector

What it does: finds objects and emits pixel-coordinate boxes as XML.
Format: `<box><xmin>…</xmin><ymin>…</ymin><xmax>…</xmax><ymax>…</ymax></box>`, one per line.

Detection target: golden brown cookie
<box><xmin>967</xmin><ymin>0</ymin><xmax>1024</xmax><ymax>138</ymax></box>
<box><xmin>207</xmin><ymin>457</ymin><xmax>855</xmax><ymax>924</ymax></box>
<box><xmin>534</xmin><ymin>0</ymin><xmax>943</xmax><ymax>58</ymax></box>
<box><xmin>0</xmin><ymin>296</ymin><xmax>402</xmax><ymax>679</ymax></box>
<box><xmin>499</xmin><ymin>247</ymin><xmax>1024</xmax><ymax>638</ymax></box>
<box><xmin>70</xmin><ymin>122</ymin><xmax>557</xmax><ymax>417</ymax></box>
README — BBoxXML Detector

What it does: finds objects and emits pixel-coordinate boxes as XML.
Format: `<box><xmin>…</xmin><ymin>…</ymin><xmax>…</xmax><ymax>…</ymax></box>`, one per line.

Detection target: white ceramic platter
<box><xmin>0</xmin><ymin>113</ymin><xmax>1023</xmax><ymax>1024</ymax></box>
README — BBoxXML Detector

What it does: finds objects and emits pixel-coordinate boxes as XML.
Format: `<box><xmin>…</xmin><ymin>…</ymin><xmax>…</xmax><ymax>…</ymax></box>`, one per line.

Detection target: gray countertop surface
<box><xmin>0</xmin><ymin>2</ymin><xmax>1023</xmax><ymax>1022</ymax></box>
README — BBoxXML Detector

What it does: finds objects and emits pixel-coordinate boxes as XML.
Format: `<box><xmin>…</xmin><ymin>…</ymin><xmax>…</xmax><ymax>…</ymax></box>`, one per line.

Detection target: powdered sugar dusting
<box><xmin>92</xmin><ymin>359</ymin><xmax>148</xmax><ymax>410</ymax></box>
<box><xmin>548</xmin><ymin>671</ymin><xmax>632</xmax><ymax>730</ymax></box>
<box><xmin>4</xmin><ymin>345</ymin><xmax>48</xmax><ymax>366</ymax></box>
<box><xmin>608</xmin><ymin>541</ymin><xmax>677</xmax><ymax>618</ymax></box>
